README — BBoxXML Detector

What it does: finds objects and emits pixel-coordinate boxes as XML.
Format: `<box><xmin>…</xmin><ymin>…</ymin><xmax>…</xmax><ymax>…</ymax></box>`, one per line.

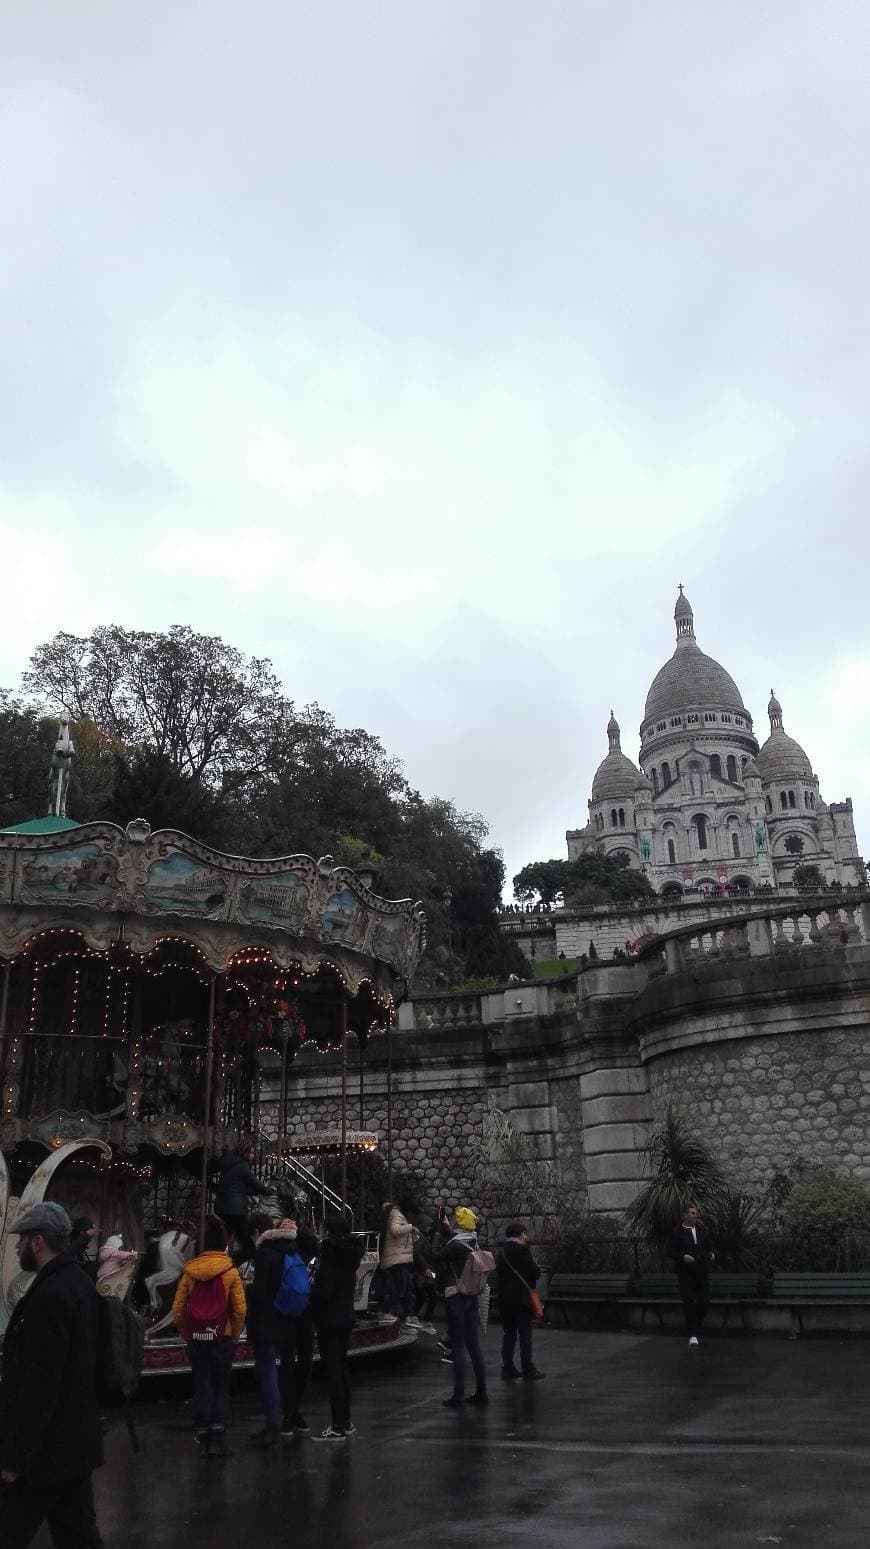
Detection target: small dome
<box><xmin>591</xmin><ymin>711</ymin><xmax>643</xmax><ymax>801</ymax></box>
<box><xmin>742</xmin><ymin>756</ymin><xmax>761</xmax><ymax>780</ymax></box>
<box><xmin>758</xmin><ymin>691</ymin><xmax>814</xmax><ymax>782</ymax></box>
<box><xmin>591</xmin><ymin>750</ymin><xmax>643</xmax><ymax>802</ymax></box>
<box><xmin>675</xmin><ymin>586</ymin><xmax>693</xmax><ymax>620</ymax></box>
<box><xmin>758</xmin><ymin>732</ymin><xmax>814</xmax><ymax>782</ymax></box>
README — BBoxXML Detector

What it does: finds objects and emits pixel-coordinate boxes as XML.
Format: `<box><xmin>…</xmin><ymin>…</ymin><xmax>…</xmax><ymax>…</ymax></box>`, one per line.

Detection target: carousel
<box><xmin>0</xmin><ymin>724</ymin><xmax>426</xmax><ymax>1371</ymax></box>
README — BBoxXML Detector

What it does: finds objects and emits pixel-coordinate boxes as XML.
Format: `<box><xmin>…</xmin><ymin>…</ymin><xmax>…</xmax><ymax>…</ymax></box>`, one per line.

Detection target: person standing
<box><xmin>246</xmin><ymin>1215</ymin><xmax>319</xmax><ymax>1444</ymax></box>
<box><xmin>171</xmin><ymin>1216</ymin><xmax>246</xmax><ymax>1455</ymax></box>
<box><xmin>496</xmin><ymin>1222</ymin><xmax>545</xmax><ymax>1382</ymax></box>
<box><xmin>0</xmin><ymin>1202</ymin><xmax>105</xmax><ymax>1549</ymax></box>
<box><xmin>666</xmin><ymin>1204</ymin><xmax>716</xmax><ymax>1346</ymax></box>
<box><xmin>310</xmin><ymin>1215</ymin><xmax>364</xmax><ymax>1440</ymax></box>
<box><xmin>377</xmin><ymin>1199</ymin><xmax>418</xmax><ymax>1324</ymax></box>
<box><xmin>437</xmin><ymin>1206</ymin><xmax>492</xmax><ymax>1409</ymax></box>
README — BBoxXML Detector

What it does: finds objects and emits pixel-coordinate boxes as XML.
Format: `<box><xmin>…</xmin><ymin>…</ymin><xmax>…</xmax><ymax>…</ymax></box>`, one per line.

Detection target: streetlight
<box><xmin>443</xmin><ymin>889</ymin><xmax>453</xmax><ymax>954</ymax></box>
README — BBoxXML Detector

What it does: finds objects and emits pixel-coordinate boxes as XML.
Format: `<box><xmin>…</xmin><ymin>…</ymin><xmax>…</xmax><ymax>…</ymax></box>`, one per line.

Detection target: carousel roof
<box><xmin>0</xmin><ymin>815</ymin><xmax>81</xmax><ymax>835</ymax></box>
<box><xmin>0</xmin><ymin>817</ymin><xmax>426</xmax><ymax>992</ymax></box>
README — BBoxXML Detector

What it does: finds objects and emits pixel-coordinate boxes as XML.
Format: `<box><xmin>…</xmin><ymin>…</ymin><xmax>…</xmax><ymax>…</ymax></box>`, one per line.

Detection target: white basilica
<box><xmin>567</xmin><ymin>589</ymin><xmax>864</xmax><ymax>896</ymax></box>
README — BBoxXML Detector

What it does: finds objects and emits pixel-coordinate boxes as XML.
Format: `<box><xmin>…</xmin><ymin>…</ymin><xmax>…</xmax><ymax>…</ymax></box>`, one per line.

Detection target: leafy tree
<box><xmin>463</xmin><ymin>924</ymin><xmax>530</xmax><ymax>983</ymax></box>
<box><xmin>623</xmin><ymin>1107</ymin><xmax>726</xmax><ymax>1247</ymax></box>
<box><xmin>513</xmin><ymin>852</ymin><xmax>654</xmax><ymax>908</ymax></box>
<box><xmin>24</xmin><ymin>625</ymin><xmax>287</xmax><ymax>795</ymax></box>
<box><xmin>793</xmin><ymin>862</ymin><xmax>824</xmax><ymax>890</ymax></box>
<box><xmin>778</xmin><ymin>1170</ymin><xmax>870</xmax><ymax>1271</ymax></box>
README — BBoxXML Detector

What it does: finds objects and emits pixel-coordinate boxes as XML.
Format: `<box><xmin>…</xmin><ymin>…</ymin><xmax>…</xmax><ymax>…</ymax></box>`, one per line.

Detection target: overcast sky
<box><xmin>3</xmin><ymin>2</ymin><xmax>870</xmax><ymax>890</ymax></box>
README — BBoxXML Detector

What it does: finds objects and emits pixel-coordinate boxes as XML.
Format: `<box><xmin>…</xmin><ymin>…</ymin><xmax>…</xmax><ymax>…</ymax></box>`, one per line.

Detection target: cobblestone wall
<box><xmin>647</xmin><ymin>1027</ymin><xmax>870</xmax><ymax>1192</ymax></box>
<box><xmin>261</xmin><ymin>1087</ymin><xmax>488</xmax><ymax>1206</ymax></box>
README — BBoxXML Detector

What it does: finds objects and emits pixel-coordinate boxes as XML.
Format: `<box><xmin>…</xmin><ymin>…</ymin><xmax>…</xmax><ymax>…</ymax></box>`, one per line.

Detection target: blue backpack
<box><xmin>273</xmin><ymin>1252</ymin><xmax>311</xmax><ymax>1316</ymax></box>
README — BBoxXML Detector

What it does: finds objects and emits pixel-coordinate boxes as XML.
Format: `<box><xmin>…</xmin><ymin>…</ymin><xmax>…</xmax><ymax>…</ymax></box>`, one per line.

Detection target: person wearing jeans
<box><xmin>437</xmin><ymin>1206</ymin><xmax>489</xmax><ymax>1408</ymax></box>
<box><xmin>495</xmin><ymin>1222</ymin><xmax>545</xmax><ymax>1382</ymax></box>
<box><xmin>172</xmin><ymin>1217</ymin><xmax>246</xmax><ymax>1456</ymax></box>
<box><xmin>246</xmin><ymin>1216</ymin><xmax>319</xmax><ymax>1446</ymax></box>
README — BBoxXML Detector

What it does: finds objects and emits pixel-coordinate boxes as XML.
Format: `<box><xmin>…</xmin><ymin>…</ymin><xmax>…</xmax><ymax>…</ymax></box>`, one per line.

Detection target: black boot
<box><xmin>249</xmin><ymin>1424</ymin><xmax>279</xmax><ymax>1448</ymax></box>
<box><xmin>466</xmin><ymin>1389</ymin><xmax>489</xmax><ymax>1406</ymax></box>
<box><xmin>442</xmin><ymin>1394</ymin><xmax>465</xmax><ymax>1408</ymax></box>
<box><xmin>207</xmin><ymin>1429</ymin><xmax>231</xmax><ymax>1457</ymax></box>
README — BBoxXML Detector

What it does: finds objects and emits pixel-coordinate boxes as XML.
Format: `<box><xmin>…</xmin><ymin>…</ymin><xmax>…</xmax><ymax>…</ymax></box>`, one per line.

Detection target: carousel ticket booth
<box><xmin>0</xmin><ymin>804</ymin><xmax>424</xmax><ymax>1364</ymax></box>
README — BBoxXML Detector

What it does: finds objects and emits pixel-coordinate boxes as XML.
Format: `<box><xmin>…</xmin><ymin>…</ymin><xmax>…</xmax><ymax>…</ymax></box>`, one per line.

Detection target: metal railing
<box><xmin>260</xmin><ymin>1149</ymin><xmax>353</xmax><ymax>1226</ymax></box>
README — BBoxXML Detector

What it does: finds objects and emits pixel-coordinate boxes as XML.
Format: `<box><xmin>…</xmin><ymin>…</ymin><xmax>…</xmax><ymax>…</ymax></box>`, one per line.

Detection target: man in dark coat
<box><xmin>211</xmin><ymin>1141</ymin><xmax>272</xmax><ymax>1263</ymax></box>
<box><xmin>495</xmin><ymin>1221</ymin><xmax>545</xmax><ymax>1382</ymax></box>
<box><xmin>0</xmin><ymin>1201</ymin><xmax>105</xmax><ymax>1548</ymax></box>
<box><xmin>666</xmin><ymin>1203</ymin><xmax>716</xmax><ymax>1345</ymax></box>
<box><xmin>246</xmin><ymin>1216</ymin><xmax>319</xmax><ymax>1443</ymax></box>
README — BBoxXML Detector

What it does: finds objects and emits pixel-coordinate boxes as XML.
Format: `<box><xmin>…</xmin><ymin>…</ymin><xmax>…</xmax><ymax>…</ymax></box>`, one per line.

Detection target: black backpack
<box><xmin>97</xmin><ymin>1295</ymin><xmax>145</xmax><ymax>1452</ymax></box>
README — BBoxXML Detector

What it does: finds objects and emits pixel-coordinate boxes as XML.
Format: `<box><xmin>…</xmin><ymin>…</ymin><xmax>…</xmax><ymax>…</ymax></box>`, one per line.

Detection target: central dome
<box><xmin>643</xmin><ymin>589</ymin><xmax>748</xmax><ymax>725</ymax></box>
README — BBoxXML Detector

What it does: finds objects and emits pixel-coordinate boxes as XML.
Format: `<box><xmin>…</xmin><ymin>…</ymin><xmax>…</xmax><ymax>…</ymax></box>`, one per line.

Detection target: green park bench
<box><xmin>623</xmin><ymin>1272</ymin><xmax>761</xmax><ymax>1330</ymax></box>
<box><xmin>543</xmin><ymin>1272</ymin><xmax>631</xmax><ymax>1324</ymax></box>
<box><xmin>769</xmin><ymin>1273</ymin><xmax>870</xmax><ymax>1337</ymax></box>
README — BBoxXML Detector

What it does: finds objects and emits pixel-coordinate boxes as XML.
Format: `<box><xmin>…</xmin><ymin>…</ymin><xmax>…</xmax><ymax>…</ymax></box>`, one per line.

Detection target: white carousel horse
<box><xmin>144</xmin><ymin>1227</ymin><xmax>195</xmax><ymax>1316</ymax></box>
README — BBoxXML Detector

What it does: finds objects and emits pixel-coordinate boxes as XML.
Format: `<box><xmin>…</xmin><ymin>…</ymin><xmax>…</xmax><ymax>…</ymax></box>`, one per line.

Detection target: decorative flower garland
<box><xmin>213</xmin><ymin>998</ymin><xmax>307</xmax><ymax>1052</ymax></box>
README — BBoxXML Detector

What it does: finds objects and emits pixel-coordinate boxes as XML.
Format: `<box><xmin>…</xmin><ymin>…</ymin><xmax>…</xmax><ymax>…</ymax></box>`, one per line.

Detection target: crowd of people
<box><xmin>0</xmin><ymin>1148</ymin><xmax>716</xmax><ymax>1549</ymax></box>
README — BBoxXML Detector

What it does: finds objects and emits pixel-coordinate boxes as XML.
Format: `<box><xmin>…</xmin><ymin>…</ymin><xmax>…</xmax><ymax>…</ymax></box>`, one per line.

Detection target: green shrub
<box><xmin>778</xmin><ymin>1170</ymin><xmax>870</xmax><ymax>1270</ymax></box>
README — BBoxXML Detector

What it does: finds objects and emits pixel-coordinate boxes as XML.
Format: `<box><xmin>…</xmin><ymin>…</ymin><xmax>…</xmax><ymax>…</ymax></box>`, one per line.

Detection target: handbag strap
<box><xmin>500</xmin><ymin>1251</ymin><xmax>533</xmax><ymax>1295</ymax></box>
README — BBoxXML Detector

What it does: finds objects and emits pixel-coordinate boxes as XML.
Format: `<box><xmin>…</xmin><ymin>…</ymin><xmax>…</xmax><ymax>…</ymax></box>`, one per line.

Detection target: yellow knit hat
<box><xmin>454</xmin><ymin>1206</ymin><xmax>478</xmax><ymax>1231</ymax></box>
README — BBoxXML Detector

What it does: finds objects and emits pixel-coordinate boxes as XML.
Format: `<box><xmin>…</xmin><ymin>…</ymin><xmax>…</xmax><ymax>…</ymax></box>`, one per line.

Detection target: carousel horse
<box><xmin>144</xmin><ymin>1225</ymin><xmax>195</xmax><ymax>1316</ymax></box>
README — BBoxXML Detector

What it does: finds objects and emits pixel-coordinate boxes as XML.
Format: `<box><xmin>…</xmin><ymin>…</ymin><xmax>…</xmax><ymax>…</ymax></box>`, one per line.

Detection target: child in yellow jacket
<box><xmin>172</xmin><ymin>1217</ymin><xmax>247</xmax><ymax>1455</ymax></box>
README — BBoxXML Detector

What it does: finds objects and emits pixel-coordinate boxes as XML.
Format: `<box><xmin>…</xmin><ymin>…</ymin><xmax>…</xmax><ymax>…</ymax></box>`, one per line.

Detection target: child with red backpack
<box><xmin>435</xmin><ymin>1206</ymin><xmax>495</xmax><ymax>1410</ymax></box>
<box><xmin>172</xmin><ymin>1217</ymin><xmax>247</xmax><ymax>1456</ymax></box>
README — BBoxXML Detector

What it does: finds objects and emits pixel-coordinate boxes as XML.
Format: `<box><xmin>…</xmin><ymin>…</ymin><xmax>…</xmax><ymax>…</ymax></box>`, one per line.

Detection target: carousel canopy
<box><xmin>0</xmin><ymin>818</ymin><xmax>426</xmax><ymax>994</ymax></box>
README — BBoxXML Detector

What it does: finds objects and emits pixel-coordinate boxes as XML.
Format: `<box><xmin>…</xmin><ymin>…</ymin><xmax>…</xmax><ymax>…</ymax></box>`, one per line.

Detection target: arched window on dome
<box><xmin>610</xmin><ymin>809</ymin><xmax>618</xmax><ymax>828</ymax></box>
<box><xmin>765</xmin><ymin>795</ymin><xmax>772</xmax><ymax>814</ymax></box>
<box><xmin>732</xmin><ymin>831</ymin><xmax>741</xmax><ymax>858</ymax></box>
<box><xmin>618</xmin><ymin>808</ymin><xmax>626</xmax><ymax>828</ymax></box>
<box><xmin>780</xmin><ymin>792</ymin><xmax>788</xmax><ymax>811</ymax></box>
<box><xmin>692</xmin><ymin>814</ymin><xmax>708</xmax><ymax>852</ymax></box>
<box><xmin>788</xmin><ymin>790</ymin><xmax>796</xmax><ymax>809</ymax></box>
<box><xmin>710</xmin><ymin>754</ymin><xmax>722</xmax><ymax>779</ymax></box>
<box><xmin>804</xmin><ymin>791</ymin><xmax>810</xmax><ymax>809</ymax></box>
<box><xmin>651</xmin><ymin>768</ymin><xmax>659</xmax><ymax>795</ymax></box>
<box><xmin>661</xmin><ymin>761</ymin><xmax>671</xmax><ymax>788</ymax></box>
<box><xmin>667</xmin><ymin>838</ymin><xmax>676</xmax><ymax>864</ymax></box>
<box><xmin>726</xmin><ymin>755</ymin><xmax>738</xmax><ymax>782</ymax></box>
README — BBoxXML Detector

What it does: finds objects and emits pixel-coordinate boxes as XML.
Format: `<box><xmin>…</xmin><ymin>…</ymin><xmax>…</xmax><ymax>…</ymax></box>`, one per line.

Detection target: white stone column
<box><xmin>579</xmin><ymin>1066</ymin><xmax>652</xmax><ymax>1212</ymax></box>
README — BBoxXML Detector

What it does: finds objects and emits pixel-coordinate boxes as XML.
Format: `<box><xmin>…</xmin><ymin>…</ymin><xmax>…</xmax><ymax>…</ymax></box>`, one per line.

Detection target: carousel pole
<box><xmin>277</xmin><ymin>1026</ymin><xmax>290</xmax><ymax>1161</ymax></box>
<box><xmin>198</xmin><ymin>972</ymin><xmax>217</xmax><ymax>1248</ymax></box>
<box><xmin>386</xmin><ymin>1016</ymin><xmax>393</xmax><ymax>1204</ymax></box>
<box><xmin>339</xmin><ymin>1000</ymin><xmax>348</xmax><ymax>1210</ymax></box>
<box><xmin>0</xmin><ymin>959</ymin><xmax>10</xmax><ymax>1076</ymax></box>
<box><xmin>358</xmin><ymin>1038</ymin><xmax>365</xmax><ymax>1226</ymax></box>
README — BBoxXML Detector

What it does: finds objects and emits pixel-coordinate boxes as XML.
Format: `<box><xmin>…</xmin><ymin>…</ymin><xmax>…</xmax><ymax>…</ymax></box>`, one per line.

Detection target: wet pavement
<box><xmin>67</xmin><ymin>1327</ymin><xmax>870</xmax><ymax>1547</ymax></box>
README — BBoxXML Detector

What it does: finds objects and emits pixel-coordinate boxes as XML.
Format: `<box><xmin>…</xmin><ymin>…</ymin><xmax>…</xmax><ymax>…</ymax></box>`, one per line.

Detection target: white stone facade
<box><xmin>567</xmin><ymin>590</ymin><xmax>865</xmax><ymax>896</ymax></box>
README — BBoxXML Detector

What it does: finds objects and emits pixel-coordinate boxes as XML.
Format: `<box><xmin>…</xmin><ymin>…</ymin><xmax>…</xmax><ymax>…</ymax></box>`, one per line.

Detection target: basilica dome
<box><xmin>643</xmin><ymin>589</ymin><xmax>747</xmax><ymax>725</ymax></box>
<box><xmin>757</xmin><ymin>691</ymin><xmax>814</xmax><ymax>781</ymax></box>
<box><xmin>591</xmin><ymin>713</ymin><xmax>643</xmax><ymax>800</ymax></box>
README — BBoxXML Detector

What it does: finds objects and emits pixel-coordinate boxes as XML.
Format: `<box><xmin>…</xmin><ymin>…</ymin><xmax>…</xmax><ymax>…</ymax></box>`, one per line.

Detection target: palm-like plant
<box><xmin>623</xmin><ymin>1107</ymin><xmax>726</xmax><ymax>1246</ymax></box>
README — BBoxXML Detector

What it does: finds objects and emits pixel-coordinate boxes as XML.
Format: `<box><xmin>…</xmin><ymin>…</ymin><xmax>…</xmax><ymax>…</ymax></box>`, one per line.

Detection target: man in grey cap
<box><xmin>0</xmin><ymin>1201</ymin><xmax>105</xmax><ymax>1548</ymax></box>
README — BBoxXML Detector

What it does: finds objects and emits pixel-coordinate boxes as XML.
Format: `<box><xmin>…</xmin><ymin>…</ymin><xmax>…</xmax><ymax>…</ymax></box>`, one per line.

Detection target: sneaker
<box><xmin>405</xmin><ymin>1315</ymin><xmax>423</xmax><ymax>1329</ymax></box>
<box><xmin>442</xmin><ymin>1395</ymin><xmax>465</xmax><ymax>1408</ymax></box>
<box><xmin>344</xmin><ymin>1423</ymin><xmax>357</xmax><ymax>1435</ymax></box>
<box><xmin>313</xmin><ymin>1427</ymin><xmax>347</xmax><ymax>1440</ymax></box>
<box><xmin>689</xmin><ymin>1336</ymin><xmax>699</xmax><ymax>1346</ymax></box>
<box><xmin>465</xmin><ymin>1390</ymin><xmax>489</xmax><ymax>1406</ymax></box>
<box><xmin>286</xmin><ymin>1414</ymin><xmax>310</xmax><ymax>1434</ymax></box>
<box><xmin>523</xmin><ymin>1369</ymin><xmax>546</xmax><ymax>1382</ymax></box>
<box><xmin>440</xmin><ymin>1354</ymin><xmax>454</xmax><ymax>1365</ymax></box>
<box><xmin>501</xmin><ymin>1367</ymin><xmax>521</xmax><ymax>1381</ymax></box>
<box><xmin>418</xmin><ymin>1322</ymin><xmax>438</xmax><ymax>1336</ymax></box>
<box><xmin>207</xmin><ymin>1431</ymin><xmax>231</xmax><ymax>1458</ymax></box>
<box><xmin>378</xmin><ymin>1314</ymin><xmax>398</xmax><ymax>1326</ymax></box>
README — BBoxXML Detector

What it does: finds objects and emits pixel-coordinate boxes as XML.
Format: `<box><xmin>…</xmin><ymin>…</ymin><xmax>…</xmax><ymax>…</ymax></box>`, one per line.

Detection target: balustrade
<box><xmin>640</xmin><ymin>899</ymin><xmax>870</xmax><ymax>978</ymax></box>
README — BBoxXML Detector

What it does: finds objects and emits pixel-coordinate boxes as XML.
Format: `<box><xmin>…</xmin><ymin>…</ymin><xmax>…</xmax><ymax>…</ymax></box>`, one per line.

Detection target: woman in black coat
<box><xmin>309</xmin><ymin>1216</ymin><xmax>364</xmax><ymax>1440</ymax></box>
<box><xmin>495</xmin><ymin>1221</ymin><xmax>545</xmax><ymax>1382</ymax></box>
